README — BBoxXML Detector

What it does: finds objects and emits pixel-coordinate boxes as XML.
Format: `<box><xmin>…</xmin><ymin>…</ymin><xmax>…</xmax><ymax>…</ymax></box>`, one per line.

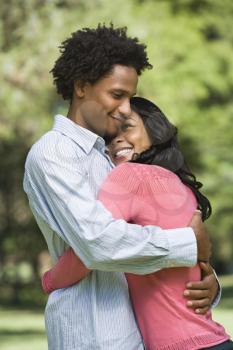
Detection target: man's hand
<box><xmin>184</xmin><ymin>262</ymin><xmax>219</xmax><ymax>314</ymax></box>
<box><xmin>189</xmin><ymin>210</ymin><xmax>212</xmax><ymax>262</ymax></box>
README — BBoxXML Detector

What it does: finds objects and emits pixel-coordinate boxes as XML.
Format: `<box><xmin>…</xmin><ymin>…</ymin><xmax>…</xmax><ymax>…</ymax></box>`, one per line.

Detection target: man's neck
<box><xmin>67</xmin><ymin>101</ymin><xmax>80</xmax><ymax>125</ymax></box>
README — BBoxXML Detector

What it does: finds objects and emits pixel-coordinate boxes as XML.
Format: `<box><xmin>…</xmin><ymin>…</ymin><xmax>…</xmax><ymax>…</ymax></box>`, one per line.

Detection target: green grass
<box><xmin>0</xmin><ymin>308</ymin><xmax>47</xmax><ymax>350</ymax></box>
<box><xmin>213</xmin><ymin>308</ymin><xmax>233</xmax><ymax>336</ymax></box>
<box><xmin>212</xmin><ymin>274</ymin><xmax>233</xmax><ymax>338</ymax></box>
<box><xmin>1</xmin><ymin>275</ymin><xmax>232</xmax><ymax>349</ymax></box>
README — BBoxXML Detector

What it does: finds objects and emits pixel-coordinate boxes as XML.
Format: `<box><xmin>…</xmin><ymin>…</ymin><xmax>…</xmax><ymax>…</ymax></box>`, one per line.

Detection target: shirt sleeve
<box><xmin>211</xmin><ymin>270</ymin><xmax>222</xmax><ymax>308</ymax></box>
<box><xmin>24</xmin><ymin>136</ymin><xmax>197</xmax><ymax>274</ymax></box>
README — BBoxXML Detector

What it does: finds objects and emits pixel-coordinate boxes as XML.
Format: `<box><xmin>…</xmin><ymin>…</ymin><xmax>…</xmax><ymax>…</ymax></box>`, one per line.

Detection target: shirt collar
<box><xmin>52</xmin><ymin>115</ymin><xmax>105</xmax><ymax>154</ymax></box>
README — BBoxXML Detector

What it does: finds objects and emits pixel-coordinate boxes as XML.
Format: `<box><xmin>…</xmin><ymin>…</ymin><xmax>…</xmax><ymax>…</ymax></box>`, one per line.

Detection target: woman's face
<box><xmin>108</xmin><ymin>110</ymin><xmax>152</xmax><ymax>165</ymax></box>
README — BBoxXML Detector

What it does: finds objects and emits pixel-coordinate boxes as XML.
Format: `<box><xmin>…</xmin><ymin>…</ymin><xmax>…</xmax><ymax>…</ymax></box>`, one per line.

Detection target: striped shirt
<box><xmin>23</xmin><ymin>115</ymin><xmax>197</xmax><ymax>350</ymax></box>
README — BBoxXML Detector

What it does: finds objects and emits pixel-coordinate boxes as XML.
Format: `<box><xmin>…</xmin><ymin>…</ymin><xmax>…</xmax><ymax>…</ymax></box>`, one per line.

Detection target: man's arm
<box><xmin>188</xmin><ymin>211</ymin><xmax>211</xmax><ymax>263</ymax></box>
<box><xmin>42</xmin><ymin>249</ymin><xmax>220</xmax><ymax>314</ymax></box>
<box><xmin>24</xmin><ymin>136</ymin><xmax>208</xmax><ymax>274</ymax></box>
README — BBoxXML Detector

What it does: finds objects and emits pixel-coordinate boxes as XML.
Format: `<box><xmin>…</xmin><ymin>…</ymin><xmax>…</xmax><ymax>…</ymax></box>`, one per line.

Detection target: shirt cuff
<box><xmin>163</xmin><ymin>227</ymin><xmax>197</xmax><ymax>268</ymax></box>
<box><xmin>211</xmin><ymin>270</ymin><xmax>222</xmax><ymax>308</ymax></box>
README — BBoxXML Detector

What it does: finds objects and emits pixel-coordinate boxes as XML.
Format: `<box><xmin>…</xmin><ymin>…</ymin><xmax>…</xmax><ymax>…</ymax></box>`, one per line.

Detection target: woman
<box><xmin>42</xmin><ymin>97</ymin><xmax>232</xmax><ymax>350</ymax></box>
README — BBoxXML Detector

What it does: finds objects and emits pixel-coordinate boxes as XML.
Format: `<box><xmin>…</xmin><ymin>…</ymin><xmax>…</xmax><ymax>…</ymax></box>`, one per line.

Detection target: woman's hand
<box><xmin>183</xmin><ymin>262</ymin><xmax>219</xmax><ymax>314</ymax></box>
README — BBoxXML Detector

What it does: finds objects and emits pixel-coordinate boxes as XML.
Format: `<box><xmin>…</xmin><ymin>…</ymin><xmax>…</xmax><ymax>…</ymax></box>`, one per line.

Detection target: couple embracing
<box><xmin>24</xmin><ymin>24</ymin><xmax>232</xmax><ymax>350</ymax></box>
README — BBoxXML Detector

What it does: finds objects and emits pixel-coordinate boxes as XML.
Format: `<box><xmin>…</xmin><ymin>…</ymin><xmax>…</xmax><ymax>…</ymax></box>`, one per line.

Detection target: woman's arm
<box><xmin>42</xmin><ymin>248</ymin><xmax>90</xmax><ymax>294</ymax></box>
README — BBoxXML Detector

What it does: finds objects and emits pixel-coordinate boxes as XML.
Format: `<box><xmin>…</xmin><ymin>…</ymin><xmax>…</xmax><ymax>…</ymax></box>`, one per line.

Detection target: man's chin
<box><xmin>103</xmin><ymin>129</ymin><xmax>119</xmax><ymax>144</ymax></box>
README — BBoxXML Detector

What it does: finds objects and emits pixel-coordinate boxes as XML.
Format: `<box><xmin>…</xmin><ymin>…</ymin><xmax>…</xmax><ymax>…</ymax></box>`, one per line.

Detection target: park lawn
<box><xmin>0</xmin><ymin>275</ymin><xmax>232</xmax><ymax>349</ymax></box>
<box><xmin>0</xmin><ymin>309</ymin><xmax>232</xmax><ymax>350</ymax></box>
<box><xmin>0</xmin><ymin>308</ymin><xmax>47</xmax><ymax>350</ymax></box>
<box><xmin>212</xmin><ymin>274</ymin><xmax>233</xmax><ymax>338</ymax></box>
<box><xmin>213</xmin><ymin>308</ymin><xmax>233</xmax><ymax>336</ymax></box>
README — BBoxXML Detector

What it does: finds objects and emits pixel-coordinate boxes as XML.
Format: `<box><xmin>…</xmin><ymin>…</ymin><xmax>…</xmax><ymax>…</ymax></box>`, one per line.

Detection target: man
<box><xmin>24</xmin><ymin>24</ymin><xmax>218</xmax><ymax>350</ymax></box>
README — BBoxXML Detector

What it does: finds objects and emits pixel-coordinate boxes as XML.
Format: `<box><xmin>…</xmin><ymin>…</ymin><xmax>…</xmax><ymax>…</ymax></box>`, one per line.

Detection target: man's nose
<box><xmin>115</xmin><ymin>135</ymin><xmax>124</xmax><ymax>143</ymax></box>
<box><xmin>111</xmin><ymin>133</ymin><xmax>125</xmax><ymax>145</ymax></box>
<box><xmin>118</xmin><ymin>99</ymin><xmax>131</xmax><ymax>118</ymax></box>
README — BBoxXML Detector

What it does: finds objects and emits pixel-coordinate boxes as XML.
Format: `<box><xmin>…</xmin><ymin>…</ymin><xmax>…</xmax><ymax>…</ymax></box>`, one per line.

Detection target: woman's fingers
<box><xmin>184</xmin><ymin>288</ymin><xmax>211</xmax><ymax>313</ymax></box>
<box><xmin>194</xmin><ymin>306</ymin><xmax>209</xmax><ymax>315</ymax></box>
<box><xmin>186</xmin><ymin>297</ymin><xmax>210</xmax><ymax>309</ymax></box>
<box><xmin>185</xmin><ymin>274</ymin><xmax>213</xmax><ymax>292</ymax></box>
<box><xmin>184</xmin><ymin>265</ymin><xmax>215</xmax><ymax>314</ymax></box>
<box><xmin>184</xmin><ymin>289</ymin><xmax>209</xmax><ymax>299</ymax></box>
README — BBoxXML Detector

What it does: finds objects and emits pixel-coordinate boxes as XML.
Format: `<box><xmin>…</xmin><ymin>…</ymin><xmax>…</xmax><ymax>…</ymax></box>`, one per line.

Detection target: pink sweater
<box><xmin>42</xmin><ymin>163</ymin><xmax>229</xmax><ymax>350</ymax></box>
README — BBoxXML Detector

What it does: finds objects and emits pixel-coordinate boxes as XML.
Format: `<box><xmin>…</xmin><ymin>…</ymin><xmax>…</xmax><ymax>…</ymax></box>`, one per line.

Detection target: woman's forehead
<box><xmin>127</xmin><ymin>110</ymin><xmax>141</xmax><ymax>121</ymax></box>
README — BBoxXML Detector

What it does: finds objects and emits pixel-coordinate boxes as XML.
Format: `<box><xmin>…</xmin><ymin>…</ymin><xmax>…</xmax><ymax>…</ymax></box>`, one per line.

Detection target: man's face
<box><xmin>77</xmin><ymin>65</ymin><xmax>138</xmax><ymax>140</ymax></box>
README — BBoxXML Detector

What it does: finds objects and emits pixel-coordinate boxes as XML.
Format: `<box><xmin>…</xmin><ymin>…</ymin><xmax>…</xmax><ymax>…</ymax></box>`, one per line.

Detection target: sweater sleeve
<box><xmin>98</xmin><ymin>164</ymin><xmax>141</xmax><ymax>222</ymax></box>
<box><xmin>42</xmin><ymin>248</ymin><xmax>90</xmax><ymax>294</ymax></box>
<box><xmin>98</xmin><ymin>162</ymin><xmax>158</xmax><ymax>224</ymax></box>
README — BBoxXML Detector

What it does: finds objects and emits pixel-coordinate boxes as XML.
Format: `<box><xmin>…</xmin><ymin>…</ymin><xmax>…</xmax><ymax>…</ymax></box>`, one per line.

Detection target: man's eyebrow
<box><xmin>111</xmin><ymin>89</ymin><xmax>137</xmax><ymax>97</ymax></box>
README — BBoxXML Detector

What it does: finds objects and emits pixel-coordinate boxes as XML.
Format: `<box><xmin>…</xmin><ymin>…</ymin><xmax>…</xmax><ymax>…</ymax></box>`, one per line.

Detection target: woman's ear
<box><xmin>74</xmin><ymin>80</ymin><xmax>86</xmax><ymax>98</ymax></box>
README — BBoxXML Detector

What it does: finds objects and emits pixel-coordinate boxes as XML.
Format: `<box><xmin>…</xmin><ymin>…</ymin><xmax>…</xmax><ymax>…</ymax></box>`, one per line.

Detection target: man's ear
<box><xmin>74</xmin><ymin>80</ymin><xmax>87</xmax><ymax>98</ymax></box>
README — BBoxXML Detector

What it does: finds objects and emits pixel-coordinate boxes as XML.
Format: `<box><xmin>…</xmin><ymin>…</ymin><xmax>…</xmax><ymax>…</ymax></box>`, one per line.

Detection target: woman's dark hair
<box><xmin>130</xmin><ymin>97</ymin><xmax>212</xmax><ymax>221</ymax></box>
<box><xmin>51</xmin><ymin>23</ymin><xmax>152</xmax><ymax>101</ymax></box>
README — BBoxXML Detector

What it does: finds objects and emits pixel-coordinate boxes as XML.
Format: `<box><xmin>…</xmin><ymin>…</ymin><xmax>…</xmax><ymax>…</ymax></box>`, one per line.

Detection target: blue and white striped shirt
<box><xmin>23</xmin><ymin>115</ymin><xmax>198</xmax><ymax>350</ymax></box>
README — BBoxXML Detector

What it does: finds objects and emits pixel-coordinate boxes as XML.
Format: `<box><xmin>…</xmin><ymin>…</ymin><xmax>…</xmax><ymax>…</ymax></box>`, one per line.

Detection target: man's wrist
<box><xmin>164</xmin><ymin>227</ymin><xmax>197</xmax><ymax>268</ymax></box>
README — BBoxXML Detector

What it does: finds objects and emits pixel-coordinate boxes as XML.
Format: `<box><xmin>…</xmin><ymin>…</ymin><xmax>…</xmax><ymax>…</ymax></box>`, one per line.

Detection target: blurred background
<box><xmin>0</xmin><ymin>0</ymin><xmax>232</xmax><ymax>349</ymax></box>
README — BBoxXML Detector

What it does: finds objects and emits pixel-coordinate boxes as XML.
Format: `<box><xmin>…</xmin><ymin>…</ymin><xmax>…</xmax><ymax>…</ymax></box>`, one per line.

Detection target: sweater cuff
<box><xmin>42</xmin><ymin>270</ymin><xmax>53</xmax><ymax>294</ymax></box>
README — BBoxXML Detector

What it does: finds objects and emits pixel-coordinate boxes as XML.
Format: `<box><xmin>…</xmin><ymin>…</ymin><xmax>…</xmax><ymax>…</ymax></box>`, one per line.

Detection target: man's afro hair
<box><xmin>51</xmin><ymin>23</ymin><xmax>152</xmax><ymax>100</ymax></box>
